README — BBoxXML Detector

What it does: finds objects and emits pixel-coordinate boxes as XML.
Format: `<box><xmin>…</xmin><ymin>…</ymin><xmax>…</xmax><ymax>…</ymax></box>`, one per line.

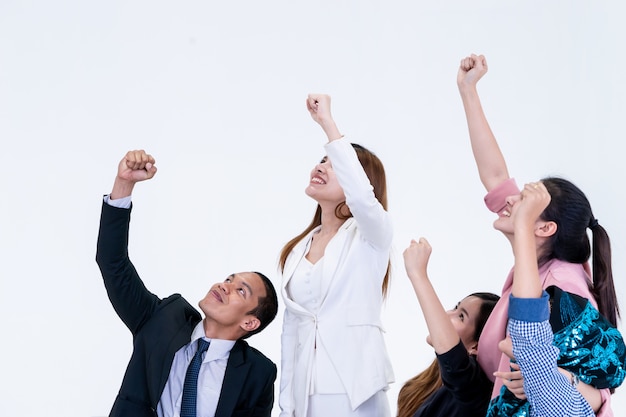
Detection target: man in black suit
<box><xmin>96</xmin><ymin>150</ymin><xmax>279</xmax><ymax>417</ymax></box>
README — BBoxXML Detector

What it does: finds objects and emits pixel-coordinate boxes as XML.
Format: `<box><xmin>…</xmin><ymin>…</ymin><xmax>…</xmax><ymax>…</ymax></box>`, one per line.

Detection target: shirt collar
<box><xmin>189</xmin><ymin>322</ymin><xmax>236</xmax><ymax>362</ymax></box>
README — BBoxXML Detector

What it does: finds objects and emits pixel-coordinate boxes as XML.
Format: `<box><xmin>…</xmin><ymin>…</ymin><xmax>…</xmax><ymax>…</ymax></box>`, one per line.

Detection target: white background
<box><xmin>1</xmin><ymin>1</ymin><xmax>624</xmax><ymax>416</ymax></box>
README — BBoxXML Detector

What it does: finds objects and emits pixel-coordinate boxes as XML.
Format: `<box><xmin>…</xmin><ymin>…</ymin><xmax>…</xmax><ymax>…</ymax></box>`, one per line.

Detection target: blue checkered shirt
<box><xmin>508</xmin><ymin>292</ymin><xmax>595</xmax><ymax>417</ymax></box>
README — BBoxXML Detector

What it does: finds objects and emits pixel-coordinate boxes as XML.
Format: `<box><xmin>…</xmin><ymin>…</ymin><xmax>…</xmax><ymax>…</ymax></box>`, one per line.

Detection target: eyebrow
<box><xmin>232</xmin><ymin>273</ymin><xmax>254</xmax><ymax>297</ymax></box>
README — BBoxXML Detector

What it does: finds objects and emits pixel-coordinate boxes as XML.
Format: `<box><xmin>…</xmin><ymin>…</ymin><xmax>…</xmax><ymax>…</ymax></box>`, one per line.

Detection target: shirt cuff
<box><xmin>508</xmin><ymin>292</ymin><xmax>550</xmax><ymax>322</ymax></box>
<box><xmin>324</xmin><ymin>135</ymin><xmax>348</xmax><ymax>151</ymax></box>
<box><xmin>104</xmin><ymin>194</ymin><xmax>132</xmax><ymax>209</ymax></box>
<box><xmin>484</xmin><ymin>178</ymin><xmax>519</xmax><ymax>214</ymax></box>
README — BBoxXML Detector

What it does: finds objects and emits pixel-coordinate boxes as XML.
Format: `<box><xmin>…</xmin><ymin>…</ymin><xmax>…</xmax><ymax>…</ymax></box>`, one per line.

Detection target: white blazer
<box><xmin>279</xmin><ymin>139</ymin><xmax>395</xmax><ymax>417</ymax></box>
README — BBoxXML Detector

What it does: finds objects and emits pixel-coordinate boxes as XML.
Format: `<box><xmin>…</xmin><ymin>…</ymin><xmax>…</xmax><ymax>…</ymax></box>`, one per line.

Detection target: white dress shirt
<box><xmin>157</xmin><ymin>322</ymin><xmax>235</xmax><ymax>417</ymax></box>
<box><xmin>286</xmin><ymin>245</ymin><xmax>344</xmax><ymax>394</ymax></box>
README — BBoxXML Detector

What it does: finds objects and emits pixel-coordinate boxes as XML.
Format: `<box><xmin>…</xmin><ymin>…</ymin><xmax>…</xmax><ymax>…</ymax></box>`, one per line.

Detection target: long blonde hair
<box><xmin>397</xmin><ymin>359</ymin><xmax>442</xmax><ymax>417</ymax></box>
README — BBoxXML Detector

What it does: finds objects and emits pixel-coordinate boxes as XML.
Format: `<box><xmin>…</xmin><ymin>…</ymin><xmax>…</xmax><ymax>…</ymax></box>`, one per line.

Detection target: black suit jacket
<box><xmin>96</xmin><ymin>202</ymin><xmax>276</xmax><ymax>417</ymax></box>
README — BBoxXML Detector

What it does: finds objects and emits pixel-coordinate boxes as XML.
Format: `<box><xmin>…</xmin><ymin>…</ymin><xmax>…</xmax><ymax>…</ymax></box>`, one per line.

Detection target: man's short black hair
<box><xmin>243</xmin><ymin>271</ymin><xmax>278</xmax><ymax>339</ymax></box>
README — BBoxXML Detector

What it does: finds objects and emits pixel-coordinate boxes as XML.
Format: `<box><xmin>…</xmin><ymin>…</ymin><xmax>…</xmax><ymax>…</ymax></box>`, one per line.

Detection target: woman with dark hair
<box><xmin>278</xmin><ymin>94</ymin><xmax>394</xmax><ymax>417</ymax></box>
<box><xmin>457</xmin><ymin>53</ymin><xmax>621</xmax><ymax>416</ymax></box>
<box><xmin>397</xmin><ymin>238</ymin><xmax>499</xmax><ymax>417</ymax></box>
<box><xmin>491</xmin><ymin>180</ymin><xmax>614</xmax><ymax>416</ymax></box>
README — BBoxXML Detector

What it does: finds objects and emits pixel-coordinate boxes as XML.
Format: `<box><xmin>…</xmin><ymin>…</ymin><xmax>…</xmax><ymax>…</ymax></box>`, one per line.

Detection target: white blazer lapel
<box><xmin>319</xmin><ymin>218</ymin><xmax>355</xmax><ymax>303</ymax></box>
<box><xmin>281</xmin><ymin>228</ymin><xmax>317</xmax><ymax>315</ymax></box>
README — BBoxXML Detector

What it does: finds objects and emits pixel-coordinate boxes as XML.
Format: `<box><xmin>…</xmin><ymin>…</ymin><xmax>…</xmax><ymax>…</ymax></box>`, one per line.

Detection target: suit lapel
<box><xmin>282</xmin><ymin>220</ymin><xmax>355</xmax><ymax>311</ymax></box>
<box><xmin>319</xmin><ymin>218</ymin><xmax>354</xmax><ymax>302</ymax></box>
<box><xmin>214</xmin><ymin>340</ymin><xmax>251</xmax><ymax>417</ymax></box>
<box><xmin>281</xmin><ymin>228</ymin><xmax>317</xmax><ymax>315</ymax></box>
<box><xmin>147</xmin><ymin>300</ymin><xmax>200</xmax><ymax>407</ymax></box>
<box><xmin>282</xmin><ymin>228</ymin><xmax>316</xmax><ymax>287</ymax></box>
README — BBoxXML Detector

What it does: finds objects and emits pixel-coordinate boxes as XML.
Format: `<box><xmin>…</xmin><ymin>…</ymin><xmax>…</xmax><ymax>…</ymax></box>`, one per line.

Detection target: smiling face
<box><xmin>198</xmin><ymin>272</ymin><xmax>267</xmax><ymax>339</ymax></box>
<box><xmin>493</xmin><ymin>186</ymin><xmax>555</xmax><ymax>246</ymax></box>
<box><xmin>304</xmin><ymin>156</ymin><xmax>345</xmax><ymax>205</ymax></box>
<box><xmin>493</xmin><ymin>192</ymin><xmax>523</xmax><ymax>235</ymax></box>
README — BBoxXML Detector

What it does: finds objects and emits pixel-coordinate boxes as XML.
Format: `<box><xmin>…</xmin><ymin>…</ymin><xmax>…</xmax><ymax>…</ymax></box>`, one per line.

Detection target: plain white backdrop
<box><xmin>1</xmin><ymin>1</ymin><xmax>624</xmax><ymax>416</ymax></box>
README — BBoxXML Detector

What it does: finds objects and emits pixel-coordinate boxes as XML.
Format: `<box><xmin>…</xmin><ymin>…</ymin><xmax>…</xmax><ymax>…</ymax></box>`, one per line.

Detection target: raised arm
<box><xmin>510</xmin><ymin>182</ymin><xmax>549</xmax><ymax>298</ymax></box>
<box><xmin>457</xmin><ymin>54</ymin><xmax>510</xmax><ymax>191</ymax></box>
<box><xmin>306</xmin><ymin>94</ymin><xmax>342</xmax><ymax>142</ymax></box>
<box><xmin>311</xmin><ymin>94</ymin><xmax>392</xmax><ymax>249</ymax></box>
<box><xmin>508</xmin><ymin>182</ymin><xmax>595</xmax><ymax>416</ymax></box>
<box><xmin>403</xmin><ymin>238</ymin><xmax>460</xmax><ymax>354</ymax></box>
<box><xmin>96</xmin><ymin>150</ymin><xmax>160</xmax><ymax>335</ymax></box>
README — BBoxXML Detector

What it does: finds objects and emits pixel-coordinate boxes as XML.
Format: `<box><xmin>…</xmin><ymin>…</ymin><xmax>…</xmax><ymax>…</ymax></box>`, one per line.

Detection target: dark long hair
<box><xmin>397</xmin><ymin>292</ymin><xmax>500</xmax><ymax>417</ymax></box>
<box><xmin>279</xmin><ymin>143</ymin><xmax>391</xmax><ymax>295</ymax></box>
<box><xmin>540</xmin><ymin>177</ymin><xmax>619</xmax><ymax>326</ymax></box>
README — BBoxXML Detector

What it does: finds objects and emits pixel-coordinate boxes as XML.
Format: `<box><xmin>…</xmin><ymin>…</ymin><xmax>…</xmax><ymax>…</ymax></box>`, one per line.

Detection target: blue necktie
<box><xmin>180</xmin><ymin>338</ymin><xmax>211</xmax><ymax>417</ymax></box>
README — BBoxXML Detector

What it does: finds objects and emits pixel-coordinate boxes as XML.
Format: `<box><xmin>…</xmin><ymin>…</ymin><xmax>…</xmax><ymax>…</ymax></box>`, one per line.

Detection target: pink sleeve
<box><xmin>484</xmin><ymin>178</ymin><xmax>519</xmax><ymax>215</ymax></box>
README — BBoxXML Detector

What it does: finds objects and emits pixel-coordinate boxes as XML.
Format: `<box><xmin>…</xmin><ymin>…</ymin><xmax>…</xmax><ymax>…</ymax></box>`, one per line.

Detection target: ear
<box><xmin>535</xmin><ymin>220</ymin><xmax>557</xmax><ymax>237</ymax></box>
<box><xmin>240</xmin><ymin>316</ymin><xmax>260</xmax><ymax>333</ymax></box>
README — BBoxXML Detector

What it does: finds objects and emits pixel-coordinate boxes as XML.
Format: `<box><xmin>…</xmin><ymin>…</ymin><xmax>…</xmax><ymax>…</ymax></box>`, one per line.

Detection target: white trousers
<box><xmin>306</xmin><ymin>391</ymin><xmax>390</xmax><ymax>417</ymax></box>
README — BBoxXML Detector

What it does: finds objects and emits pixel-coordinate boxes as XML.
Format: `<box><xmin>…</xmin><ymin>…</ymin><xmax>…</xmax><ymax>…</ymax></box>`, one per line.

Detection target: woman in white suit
<box><xmin>278</xmin><ymin>94</ymin><xmax>394</xmax><ymax>417</ymax></box>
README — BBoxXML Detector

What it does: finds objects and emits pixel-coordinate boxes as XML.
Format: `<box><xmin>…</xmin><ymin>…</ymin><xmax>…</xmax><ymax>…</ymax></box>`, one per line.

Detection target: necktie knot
<box><xmin>197</xmin><ymin>338</ymin><xmax>210</xmax><ymax>354</ymax></box>
<box><xmin>180</xmin><ymin>338</ymin><xmax>211</xmax><ymax>417</ymax></box>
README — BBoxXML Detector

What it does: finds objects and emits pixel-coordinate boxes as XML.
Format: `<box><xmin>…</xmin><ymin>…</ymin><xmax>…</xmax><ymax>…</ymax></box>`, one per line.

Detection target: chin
<box><xmin>304</xmin><ymin>186</ymin><xmax>317</xmax><ymax>199</ymax></box>
<box><xmin>198</xmin><ymin>298</ymin><xmax>212</xmax><ymax>315</ymax></box>
<box><xmin>493</xmin><ymin>218</ymin><xmax>512</xmax><ymax>234</ymax></box>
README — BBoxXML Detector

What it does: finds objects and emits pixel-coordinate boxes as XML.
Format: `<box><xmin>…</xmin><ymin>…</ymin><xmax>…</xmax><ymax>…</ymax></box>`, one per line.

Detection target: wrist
<box><xmin>110</xmin><ymin>177</ymin><xmax>135</xmax><ymax>200</ymax></box>
<box><xmin>458</xmin><ymin>84</ymin><xmax>479</xmax><ymax>98</ymax></box>
<box><xmin>408</xmin><ymin>271</ymin><xmax>429</xmax><ymax>282</ymax></box>
<box><xmin>513</xmin><ymin>223</ymin><xmax>535</xmax><ymax>238</ymax></box>
<box><xmin>319</xmin><ymin>121</ymin><xmax>342</xmax><ymax>141</ymax></box>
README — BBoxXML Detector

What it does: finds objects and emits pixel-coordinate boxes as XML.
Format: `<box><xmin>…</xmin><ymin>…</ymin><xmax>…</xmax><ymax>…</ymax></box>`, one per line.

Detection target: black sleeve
<box><xmin>95</xmin><ymin>201</ymin><xmax>159</xmax><ymax>335</ymax></box>
<box><xmin>437</xmin><ymin>341</ymin><xmax>492</xmax><ymax>403</ymax></box>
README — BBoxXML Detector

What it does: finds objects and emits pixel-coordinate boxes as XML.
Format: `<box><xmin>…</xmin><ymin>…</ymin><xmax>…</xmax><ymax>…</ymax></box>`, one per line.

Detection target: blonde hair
<box><xmin>397</xmin><ymin>359</ymin><xmax>442</xmax><ymax>417</ymax></box>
